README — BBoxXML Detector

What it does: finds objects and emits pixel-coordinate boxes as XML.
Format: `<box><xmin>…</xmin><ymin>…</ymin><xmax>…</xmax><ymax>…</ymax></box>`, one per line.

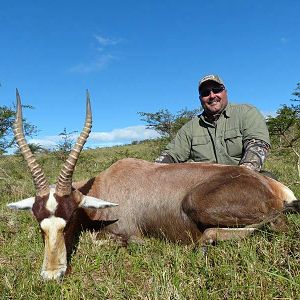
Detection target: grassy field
<box><xmin>1</xmin><ymin>139</ymin><xmax>300</xmax><ymax>299</ymax></box>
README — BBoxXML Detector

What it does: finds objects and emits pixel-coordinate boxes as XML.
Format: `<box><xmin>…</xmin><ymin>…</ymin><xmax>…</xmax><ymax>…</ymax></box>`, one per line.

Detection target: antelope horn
<box><xmin>55</xmin><ymin>90</ymin><xmax>92</xmax><ymax>197</ymax></box>
<box><xmin>13</xmin><ymin>89</ymin><xmax>49</xmax><ymax>197</ymax></box>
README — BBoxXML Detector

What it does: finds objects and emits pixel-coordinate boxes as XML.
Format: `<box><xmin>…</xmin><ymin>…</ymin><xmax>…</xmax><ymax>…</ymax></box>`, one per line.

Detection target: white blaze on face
<box><xmin>40</xmin><ymin>216</ymin><xmax>67</xmax><ymax>280</ymax></box>
<box><xmin>46</xmin><ymin>188</ymin><xmax>58</xmax><ymax>213</ymax></box>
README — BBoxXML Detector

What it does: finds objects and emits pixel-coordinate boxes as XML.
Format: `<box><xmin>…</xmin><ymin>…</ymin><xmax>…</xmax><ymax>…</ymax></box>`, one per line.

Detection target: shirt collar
<box><xmin>200</xmin><ymin>103</ymin><xmax>231</xmax><ymax>121</ymax></box>
<box><xmin>223</xmin><ymin>103</ymin><xmax>231</xmax><ymax>118</ymax></box>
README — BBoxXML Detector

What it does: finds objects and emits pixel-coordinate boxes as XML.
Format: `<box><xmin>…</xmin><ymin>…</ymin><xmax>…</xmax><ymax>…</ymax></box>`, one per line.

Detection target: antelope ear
<box><xmin>80</xmin><ymin>196</ymin><xmax>118</xmax><ymax>209</ymax></box>
<box><xmin>7</xmin><ymin>197</ymin><xmax>35</xmax><ymax>210</ymax></box>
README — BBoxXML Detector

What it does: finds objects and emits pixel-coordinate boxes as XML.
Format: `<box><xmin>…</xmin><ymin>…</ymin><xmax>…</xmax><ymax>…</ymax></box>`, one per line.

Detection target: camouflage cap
<box><xmin>198</xmin><ymin>74</ymin><xmax>224</xmax><ymax>90</ymax></box>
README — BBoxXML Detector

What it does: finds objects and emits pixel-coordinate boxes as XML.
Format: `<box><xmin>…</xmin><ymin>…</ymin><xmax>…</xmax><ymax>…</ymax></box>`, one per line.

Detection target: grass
<box><xmin>1</xmin><ymin>139</ymin><xmax>300</xmax><ymax>299</ymax></box>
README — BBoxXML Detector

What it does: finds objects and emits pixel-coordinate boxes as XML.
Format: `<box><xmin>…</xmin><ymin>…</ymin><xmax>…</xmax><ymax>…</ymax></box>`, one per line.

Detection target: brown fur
<box><xmin>32</xmin><ymin>196</ymin><xmax>51</xmax><ymax>222</ymax></box>
<box><xmin>73</xmin><ymin>158</ymin><xmax>296</xmax><ymax>244</ymax></box>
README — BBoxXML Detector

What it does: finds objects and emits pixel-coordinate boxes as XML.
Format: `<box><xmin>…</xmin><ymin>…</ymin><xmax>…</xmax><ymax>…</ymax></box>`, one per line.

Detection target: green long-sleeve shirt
<box><xmin>164</xmin><ymin>103</ymin><xmax>270</xmax><ymax>165</ymax></box>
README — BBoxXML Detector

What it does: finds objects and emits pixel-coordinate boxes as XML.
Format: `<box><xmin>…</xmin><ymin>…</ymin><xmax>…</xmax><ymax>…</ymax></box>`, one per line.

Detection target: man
<box><xmin>155</xmin><ymin>74</ymin><xmax>271</xmax><ymax>173</ymax></box>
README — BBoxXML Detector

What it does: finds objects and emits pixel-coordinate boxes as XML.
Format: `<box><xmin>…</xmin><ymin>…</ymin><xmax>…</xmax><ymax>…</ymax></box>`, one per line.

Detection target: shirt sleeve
<box><xmin>163</xmin><ymin>123</ymin><xmax>193</xmax><ymax>162</ymax></box>
<box><xmin>241</xmin><ymin>106</ymin><xmax>271</xmax><ymax>145</ymax></box>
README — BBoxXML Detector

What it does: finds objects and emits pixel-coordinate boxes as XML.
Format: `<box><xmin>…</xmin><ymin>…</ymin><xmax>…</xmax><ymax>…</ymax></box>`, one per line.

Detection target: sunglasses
<box><xmin>200</xmin><ymin>86</ymin><xmax>225</xmax><ymax>97</ymax></box>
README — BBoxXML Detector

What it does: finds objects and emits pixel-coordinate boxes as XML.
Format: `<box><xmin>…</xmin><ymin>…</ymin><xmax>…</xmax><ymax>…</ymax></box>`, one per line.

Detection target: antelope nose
<box><xmin>40</xmin><ymin>269</ymin><xmax>66</xmax><ymax>281</ymax></box>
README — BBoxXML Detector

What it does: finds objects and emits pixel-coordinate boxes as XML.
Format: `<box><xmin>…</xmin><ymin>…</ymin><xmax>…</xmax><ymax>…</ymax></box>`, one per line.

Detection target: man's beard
<box><xmin>203</xmin><ymin>102</ymin><xmax>227</xmax><ymax>122</ymax></box>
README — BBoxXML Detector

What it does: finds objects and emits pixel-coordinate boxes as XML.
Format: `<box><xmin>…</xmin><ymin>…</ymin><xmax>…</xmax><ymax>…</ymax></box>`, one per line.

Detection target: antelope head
<box><xmin>7</xmin><ymin>90</ymin><xmax>117</xmax><ymax>280</ymax></box>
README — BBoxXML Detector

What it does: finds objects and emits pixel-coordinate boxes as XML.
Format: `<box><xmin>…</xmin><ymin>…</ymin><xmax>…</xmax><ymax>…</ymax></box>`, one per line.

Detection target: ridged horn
<box><xmin>13</xmin><ymin>89</ymin><xmax>50</xmax><ymax>197</ymax></box>
<box><xmin>55</xmin><ymin>90</ymin><xmax>92</xmax><ymax>197</ymax></box>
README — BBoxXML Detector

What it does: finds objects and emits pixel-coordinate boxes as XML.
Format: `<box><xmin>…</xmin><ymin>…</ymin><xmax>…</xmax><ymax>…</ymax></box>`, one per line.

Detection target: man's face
<box><xmin>199</xmin><ymin>81</ymin><xmax>228</xmax><ymax>115</ymax></box>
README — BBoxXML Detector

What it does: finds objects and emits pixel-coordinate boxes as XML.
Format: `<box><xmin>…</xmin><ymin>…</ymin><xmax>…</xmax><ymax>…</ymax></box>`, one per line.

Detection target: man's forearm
<box><xmin>239</xmin><ymin>139</ymin><xmax>270</xmax><ymax>171</ymax></box>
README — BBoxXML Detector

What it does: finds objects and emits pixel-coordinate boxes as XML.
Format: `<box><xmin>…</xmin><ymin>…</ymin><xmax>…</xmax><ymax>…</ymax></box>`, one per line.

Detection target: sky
<box><xmin>1</xmin><ymin>0</ymin><xmax>300</xmax><ymax>152</ymax></box>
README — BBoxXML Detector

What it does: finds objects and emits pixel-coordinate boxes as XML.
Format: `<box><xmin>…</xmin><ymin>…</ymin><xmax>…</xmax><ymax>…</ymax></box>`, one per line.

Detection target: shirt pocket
<box><xmin>191</xmin><ymin>136</ymin><xmax>212</xmax><ymax>162</ymax></box>
<box><xmin>224</xmin><ymin>129</ymin><xmax>243</xmax><ymax>158</ymax></box>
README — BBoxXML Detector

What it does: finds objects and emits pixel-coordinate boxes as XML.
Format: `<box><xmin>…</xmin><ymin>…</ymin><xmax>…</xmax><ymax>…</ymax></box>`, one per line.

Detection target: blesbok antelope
<box><xmin>8</xmin><ymin>90</ymin><xmax>299</xmax><ymax>281</ymax></box>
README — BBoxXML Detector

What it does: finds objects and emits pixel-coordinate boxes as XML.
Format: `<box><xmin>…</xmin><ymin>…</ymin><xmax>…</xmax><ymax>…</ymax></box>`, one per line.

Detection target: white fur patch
<box><xmin>46</xmin><ymin>188</ymin><xmax>58</xmax><ymax>213</ymax></box>
<box><xmin>222</xmin><ymin>227</ymin><xmax>256</xmax><ymax>232</ymax></box>
<box><xmin>281</xmin><ymin>184</ymin><xmax>297</xmax><ymax>203</ymax></box>
<box><xmin>40</xmin><ymin>216</ymin><xmax>67</xmax><ymax>280</ymax></box>
<box><xmin>40</xmin><ymin>216</ymin><xmax>66</xmax><ymax>234</ymax></box>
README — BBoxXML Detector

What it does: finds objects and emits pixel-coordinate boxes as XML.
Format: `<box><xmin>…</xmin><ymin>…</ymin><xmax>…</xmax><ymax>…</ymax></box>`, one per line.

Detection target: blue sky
<box><xmin>1</xmin><ymin>0</ymin><xmax>299</xmax><ymax>151</ymax></box>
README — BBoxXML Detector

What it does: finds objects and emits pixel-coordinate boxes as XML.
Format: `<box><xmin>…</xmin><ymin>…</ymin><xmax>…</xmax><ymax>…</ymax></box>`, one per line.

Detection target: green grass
<box><xmin>1</xmin><ymin>139</ymin><xmax>300</xmax><ymax>299</ymax></box>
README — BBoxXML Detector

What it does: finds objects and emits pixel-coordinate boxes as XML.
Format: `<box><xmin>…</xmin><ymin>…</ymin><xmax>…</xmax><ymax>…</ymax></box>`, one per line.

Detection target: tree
<box><xmin>292</xmin><ymin>82</ymin><xmax>300</xmax><ymax>99</ymax></box>
<box><xmin>267</xmin><ymin>82</ymin><xmax>300</xmax><ymax>180</ymax></box>
<box><xmin>138</xmin><ymin>107</ymin><xmax>200</xmax><ymax>140</ymax></box>
<box><xmin>55</xmin><ymin>127</ymin><xmax>78</xmax><ymax>161</ymax></box>
<box><xmin>14</xmin><ymin>143</ymin><xmax>48</xmax><ymax>155</ymax></box>
<box><xmin>0</xmin><ymin>103</ymin><xmax>36</xmax><ymax>154</ymax></box>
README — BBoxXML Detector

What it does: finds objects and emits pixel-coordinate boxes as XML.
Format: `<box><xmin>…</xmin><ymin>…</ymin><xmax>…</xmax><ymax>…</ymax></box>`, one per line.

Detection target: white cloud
<box><xmin>68</xmin><ymin>54</ymin><xmax>115</xmax><ymax>74</ymax></box>
<box><xmin>261</xmin><ymin>110</ymin><xmax>277</xmax><ymax>118</ymax></box>
<box><xmin>28</xmin><ymin>138</ymin><xmax>57</xmax><ymax>148</ymax></box>
<box><xmin>280</xmin><ymin>37</ymin><xmax>288</xmax><ymax>44</ymax></box>
<box><xmin>68</xmin><ymin>34</ymin><xmax>123</xmax><ymax>74</ymax></box>
<box><xmin>28</xmin><ymin>125</ymin><xmax>160</xmax><ymax>150</ymax></box>
<box><xmin>90</xmin><ymin>125</ymin><xmax>160</xmax><ymax>142</ymax></box>
<box><xmin>95</xmin><ymin>35</ymin><xmax>123</xmax><ymax>46</ymax></box>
